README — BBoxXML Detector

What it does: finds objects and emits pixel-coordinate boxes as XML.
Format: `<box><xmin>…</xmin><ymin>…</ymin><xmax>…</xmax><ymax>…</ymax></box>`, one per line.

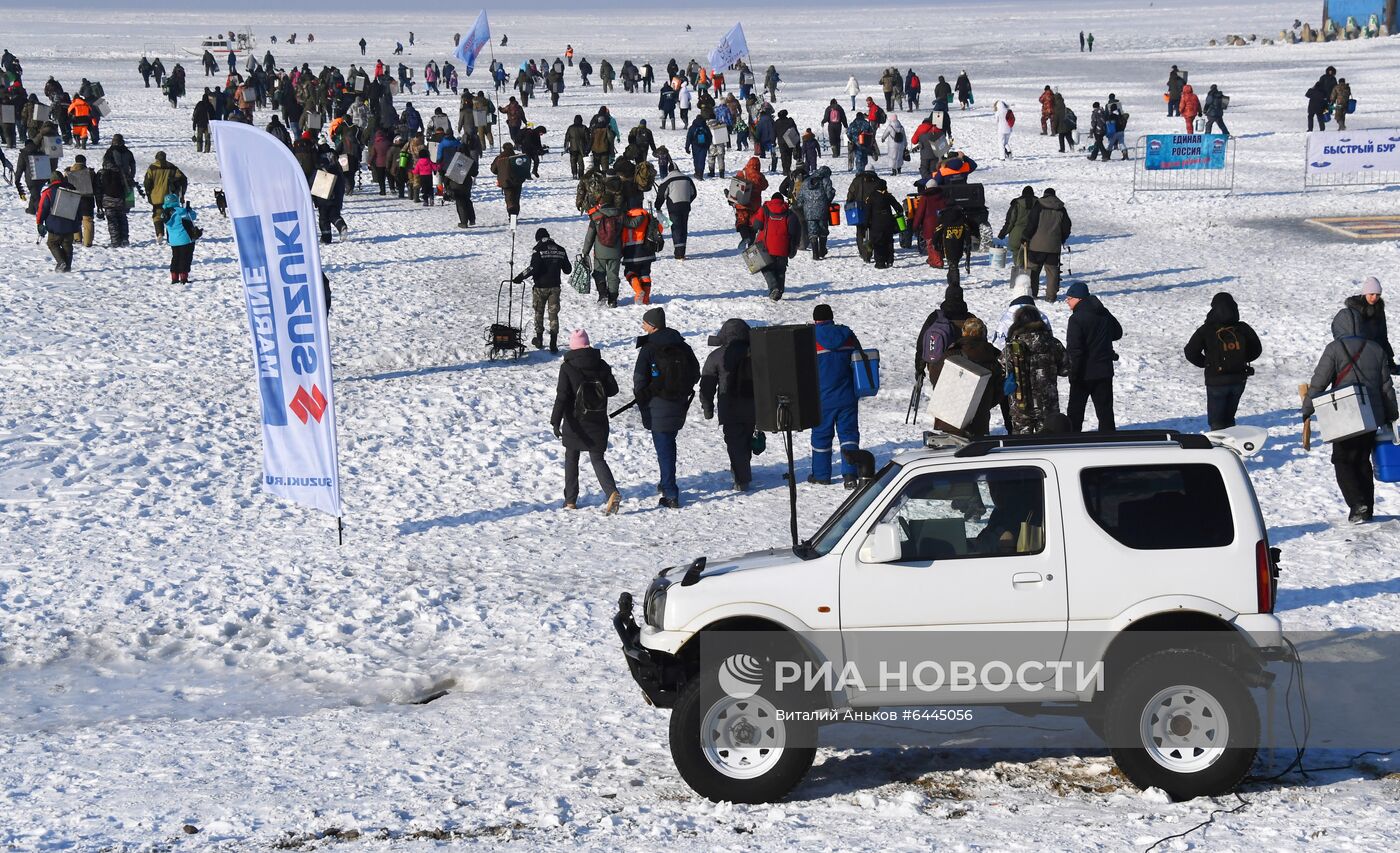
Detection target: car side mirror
<box><xmin>859</xmin><ymin>521</ymin><xmax>903</xmax><ymax>564</ymax></box>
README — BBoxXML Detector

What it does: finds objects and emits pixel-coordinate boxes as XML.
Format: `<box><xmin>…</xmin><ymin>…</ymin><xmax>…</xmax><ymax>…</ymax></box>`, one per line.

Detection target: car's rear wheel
<box><xmin>1105</xmin><ymin>649</ymin><xmax>1258</xmax><ymax>801</ymax></box>
<box><xmin>668</xmin><ymin>650</ymin><xmax>816</xmax><ymax>803</ymax></box>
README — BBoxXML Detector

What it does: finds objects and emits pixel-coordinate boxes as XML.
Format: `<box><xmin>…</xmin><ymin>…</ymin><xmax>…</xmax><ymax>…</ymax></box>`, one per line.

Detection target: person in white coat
<box><xmin>879</xmin><ymin>114</ymin><xmax>907</xmax><ymax>175</ymax></box>
<box><xmin>678</xmin><ymin>81</ymin><xmax>694</xmax><ymax>124</ymax></box>
<box><xmin>994</xmin><ymin>99</ymin><xmax>1014</xmax><ymax>159</ymax></box>
<box><xmin>845</xmin><ymin>76</ymin><xmax>860</xmax><ymax>111</ymax></box>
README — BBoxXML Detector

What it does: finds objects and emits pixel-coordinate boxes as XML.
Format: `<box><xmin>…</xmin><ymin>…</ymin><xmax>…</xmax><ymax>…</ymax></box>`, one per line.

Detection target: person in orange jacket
<box><xmin>1038</xmin><ymin>85</ymin><xmax>1055</xmax><ymax>135</ymax></box>
<box><xmin>1178</xmin><ymin>84</ymin><xmax>1201</xmax><ymax>133</ymax></box>
<box><xmin>728</xmin><ymin>156</ymin><xmax>768</xmax><ymax>247</ymax></box>
<box><xmin>68</xmin><ymin>96</ymin><xmax>93</xmax><ymax>148</ymax></box>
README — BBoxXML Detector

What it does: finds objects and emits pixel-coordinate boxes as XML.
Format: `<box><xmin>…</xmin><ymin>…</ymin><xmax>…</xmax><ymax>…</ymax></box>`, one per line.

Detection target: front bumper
<box><xmin>613</xmin><ymin>592</ymin><xmax>683</xmax><ymax>708</ymax></box>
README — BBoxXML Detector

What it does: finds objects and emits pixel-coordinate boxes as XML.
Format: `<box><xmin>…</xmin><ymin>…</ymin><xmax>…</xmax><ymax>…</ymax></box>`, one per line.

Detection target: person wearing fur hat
<box><xmin>550</xmin><ymin>328</ymin><xmax>622</xmax><ymax>514</ymax></box>
<box><xmin>513</xmin><ymin>227</ymin><xmax>572</xmax><ymax>352</ymax></box>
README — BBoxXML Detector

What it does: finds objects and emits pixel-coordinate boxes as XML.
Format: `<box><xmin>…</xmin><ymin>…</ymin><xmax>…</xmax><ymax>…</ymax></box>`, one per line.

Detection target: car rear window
<box><xmin>1080</xmin><ymin>464</ymin><xmax>1234</xmax><ymax>550</ymax></box>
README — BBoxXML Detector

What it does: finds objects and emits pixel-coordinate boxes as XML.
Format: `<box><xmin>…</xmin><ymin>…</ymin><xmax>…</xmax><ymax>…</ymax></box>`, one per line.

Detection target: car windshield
<box><xmin>803</xmin><ymin>461</ymin><xmax>902</xmax><ymax>558</ymax></box>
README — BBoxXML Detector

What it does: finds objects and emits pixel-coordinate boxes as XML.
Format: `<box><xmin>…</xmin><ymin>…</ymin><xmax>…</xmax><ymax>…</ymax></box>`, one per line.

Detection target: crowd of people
<box><xmin>2</xmin><ymin>37</ymin><xmax>1389</xmax><ymax>521</ymax></box>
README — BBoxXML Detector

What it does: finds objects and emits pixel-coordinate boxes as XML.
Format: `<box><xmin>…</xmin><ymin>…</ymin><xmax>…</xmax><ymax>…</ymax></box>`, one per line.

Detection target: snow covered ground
<box><xmin>3</xmin><ymin>1</ymin><xmax>1400</xmax><ymax>849</ymax></box>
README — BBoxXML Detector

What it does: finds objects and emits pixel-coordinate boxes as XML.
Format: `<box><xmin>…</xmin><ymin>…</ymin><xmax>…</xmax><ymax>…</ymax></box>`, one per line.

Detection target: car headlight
<box><xmin>644</xmin><ymin>574</ymin><xmax>671</xmax><ymax>629</ymax></box>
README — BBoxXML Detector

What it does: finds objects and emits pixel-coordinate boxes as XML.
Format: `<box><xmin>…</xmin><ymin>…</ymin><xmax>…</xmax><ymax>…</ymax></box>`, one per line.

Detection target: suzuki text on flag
<box><xmin>212</xmin><ymin>121</ymin><xmax>343</xmax><ymax>518</ymax></box>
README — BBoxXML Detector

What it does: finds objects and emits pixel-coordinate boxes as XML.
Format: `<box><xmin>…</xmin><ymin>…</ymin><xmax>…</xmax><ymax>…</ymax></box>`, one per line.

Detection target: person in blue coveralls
<box><xmin>810</xmin><ymin>303</ymin><xmax>864</xmax><ymax>489</ymax></box>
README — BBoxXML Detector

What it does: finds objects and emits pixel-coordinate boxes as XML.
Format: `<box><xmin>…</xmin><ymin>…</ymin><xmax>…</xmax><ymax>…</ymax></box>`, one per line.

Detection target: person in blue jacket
<box><xmin>684</xmin><ymin>115</ymin><xmax>711</xmax><ymax>179</ymax></box>
<box><xmin>753</xmin><ymin>106</ymin><xmax>777</xmax><ymax>174</ymax></box>
<box><xmin>162</xmin><ymin>192</ymin><xmax>198</xmax><ymax>283</ymax></box>
<box><xmin>810</xmin><ymin>303</ymin><xmax>864</xmax><ymax>488</ymax></box>
<box><xmin>401</xmin><ymin>101</ymin><xmax>423</xmax><ymax>134</ymax></box>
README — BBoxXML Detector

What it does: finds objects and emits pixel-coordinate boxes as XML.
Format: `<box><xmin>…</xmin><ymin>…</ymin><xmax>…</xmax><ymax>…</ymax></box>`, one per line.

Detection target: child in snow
<box><xmin>410</xmin><ymin>151</ymin><xmax>439</xmax><ymax>206</ymax></box>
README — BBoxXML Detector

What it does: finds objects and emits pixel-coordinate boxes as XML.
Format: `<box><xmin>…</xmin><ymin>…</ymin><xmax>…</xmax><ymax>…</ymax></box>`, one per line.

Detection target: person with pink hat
<box><xmin>550</xmin><ymin>329</ymin><xmax>623</xmax><ymax>514</ymax></box>
<box><xmin>1345</xmin><ymin>277</ymin><xmax>1395</xmax><ymax>373</ymax></box>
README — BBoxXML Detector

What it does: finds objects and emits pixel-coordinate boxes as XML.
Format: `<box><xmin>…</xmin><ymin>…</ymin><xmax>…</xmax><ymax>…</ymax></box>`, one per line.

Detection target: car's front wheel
<box><xmin>668</xmin><ymin>654</ymin><xmax>816</xmax><ymax>803</ymax></box>
<box><xmin>1105</xmin><ymin>649</ymin><xmax>1259</xmax><ymax>801</ymax></box>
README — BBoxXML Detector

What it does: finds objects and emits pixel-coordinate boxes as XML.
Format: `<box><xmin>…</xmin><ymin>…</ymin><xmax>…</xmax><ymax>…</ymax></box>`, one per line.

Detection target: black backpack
<box><xmin>575</xmin><ymin>375</ymin><xmax>609</xmax><ymax>418</ymax></box>
<box><xmin>650</xmin><ymin>343</ymin><xmax>698</xmax><ymax>402</ymax></box>
<box><xmin>938</xmin><ymin>204</ymin><xmax>967</xmax><ymax>228</ymax></box>
<box><xmin>1213</xmin><ymin>325</ymin><xmax>1252</xmax><ymax>376</ymax></box>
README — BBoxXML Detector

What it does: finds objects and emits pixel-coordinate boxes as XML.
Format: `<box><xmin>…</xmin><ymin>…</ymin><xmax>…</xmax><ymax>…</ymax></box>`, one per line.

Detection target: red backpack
<box><xmin>591</xmin><ymin>208</ymin><xmax>621</xmax><ymax>249</ymax></box>
<box><xmin>1005</xmin><ymin>108</ymin><xmax>1016</xmax><ymax>127</ymax></box>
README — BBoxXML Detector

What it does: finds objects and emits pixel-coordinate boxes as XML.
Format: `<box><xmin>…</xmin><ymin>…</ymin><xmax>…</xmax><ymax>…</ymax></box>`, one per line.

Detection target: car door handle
<box><xmin>1012</xmin><ymin>572</ymin><xmax>1044</xmax><ymax>587</ymax></box>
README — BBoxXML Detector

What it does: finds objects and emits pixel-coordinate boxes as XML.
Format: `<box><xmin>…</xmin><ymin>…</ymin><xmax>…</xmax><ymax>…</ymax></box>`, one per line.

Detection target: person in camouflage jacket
<box><xmin>1001</xmin><ymin>305</ymin><xmax>1068</xmax><ymax>435</ymax></box>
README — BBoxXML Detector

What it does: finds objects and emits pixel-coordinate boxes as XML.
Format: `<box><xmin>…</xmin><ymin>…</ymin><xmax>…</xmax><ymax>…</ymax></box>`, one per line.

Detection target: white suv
<box><xmin>615</xmin><ymin>428</ymin><xmax>1286</xmax><ymax>803</ymax></box>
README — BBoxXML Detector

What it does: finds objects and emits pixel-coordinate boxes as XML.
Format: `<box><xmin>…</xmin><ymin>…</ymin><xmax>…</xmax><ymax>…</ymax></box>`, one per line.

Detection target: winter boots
<box><xmin>628</xmin><ymin>274</ymin><xmax>652</xmax><ymax>305</ymax></box>
<box><xmin>532</xmin><ymin>332</ymin><xmax>544</xmax><ymax>350</ymax></box>
<box><xmin>603</xmin><ymin>491</ymin><xmax>621</xmax><ymax>515</ymax></box>
<box><xmin>548</xmin><ymin>331</ymin><xmax>558</xmax><ymax>353</ymax></box>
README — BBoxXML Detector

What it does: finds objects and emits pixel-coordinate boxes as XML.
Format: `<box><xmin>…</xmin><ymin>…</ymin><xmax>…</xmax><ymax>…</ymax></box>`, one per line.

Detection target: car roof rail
<box><xmin>922</xmin><ymin>430</ymin><xmax>971</xmax><ymax>450</ymax></box>
<box><xmin>953</xmin><ymin>430</ymin><xmax>1212</xmax><ymax>458</ymax></box>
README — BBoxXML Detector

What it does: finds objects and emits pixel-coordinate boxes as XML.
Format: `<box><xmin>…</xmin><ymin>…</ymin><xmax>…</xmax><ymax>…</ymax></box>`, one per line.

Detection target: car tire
<box><xmin>668</xmin><ymin>650</ymin><xmax>816</xmax><ymax>804</ymax></box>
<box><xmin>1105</xmin><ymin>648</ymin><xmax>1258</xmax><ymax>801</ymax></box>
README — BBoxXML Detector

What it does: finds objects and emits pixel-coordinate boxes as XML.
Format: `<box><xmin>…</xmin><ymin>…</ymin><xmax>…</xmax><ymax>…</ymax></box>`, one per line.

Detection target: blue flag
<box><xmin>454</xmin><ymin>11</ymin><xmax>490</xmax><ymax>76</ymax></box>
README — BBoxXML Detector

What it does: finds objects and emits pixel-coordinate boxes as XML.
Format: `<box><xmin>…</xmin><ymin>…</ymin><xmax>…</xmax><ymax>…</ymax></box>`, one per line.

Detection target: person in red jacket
<box><xmin>1178</xmin><ymin>84</ymin><xmax>1201</xmax><ymax>133</ymax></box>
<box><xmin>1038</xmin><ymin>85</ymin><xmax>1054</xmax><ymax>135</ymax></box>
<box><xmin>911</xmin><ymin>182</ymin><xmax>947</xmax><ymax>267</ymax></box>
<box><xmin>751</xmin><ymin>193</ymin><xmax>800</xmax><ymax>300</ymax></box>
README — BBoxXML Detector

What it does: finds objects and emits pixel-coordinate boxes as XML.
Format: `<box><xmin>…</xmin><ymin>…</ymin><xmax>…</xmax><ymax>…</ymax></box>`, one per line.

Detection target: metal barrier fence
<box><xmin>1304</xmin><ymin>127</ymin><xmax>1400</xmax><ymax>190</ymax></box>
<box><xmin>1130</xmin><ymin>134</ymin><xmax>1235</xmax><ymax>200</ymax></box>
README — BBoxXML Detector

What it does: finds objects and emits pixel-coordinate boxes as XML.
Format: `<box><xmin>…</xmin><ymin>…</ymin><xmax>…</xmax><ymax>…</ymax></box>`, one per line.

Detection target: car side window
<box><xmin>876</xmin><ymin>467</ymin><xmax>1047</xmax><ymax>562</ymax></box>
<box><xmin>1080</xmin><ymin>464</ymin><xmax>1234</xmax><ymax>549</ymax></box>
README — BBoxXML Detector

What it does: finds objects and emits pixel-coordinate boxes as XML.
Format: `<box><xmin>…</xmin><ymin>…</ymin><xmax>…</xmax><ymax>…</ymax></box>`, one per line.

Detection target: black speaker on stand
<box><xmin>750</xmin><ymin>325</ymin><xmax>822</xmax><ymax>548</ymax></box>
